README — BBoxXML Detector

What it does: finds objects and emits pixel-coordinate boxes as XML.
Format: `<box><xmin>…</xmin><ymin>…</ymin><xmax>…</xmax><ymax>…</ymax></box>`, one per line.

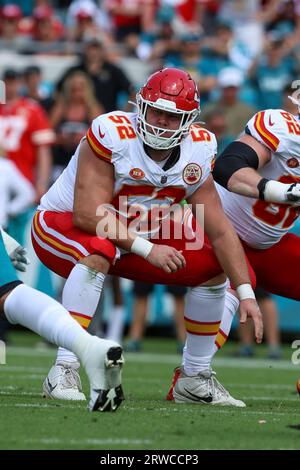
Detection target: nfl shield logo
<box><xmin>161</xmin><ymin>175</ymin><xmax>168</xmax><ymax>184</ymax></box>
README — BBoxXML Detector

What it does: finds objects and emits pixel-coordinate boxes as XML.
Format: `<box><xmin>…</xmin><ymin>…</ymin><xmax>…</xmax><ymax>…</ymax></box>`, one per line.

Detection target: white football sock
<box><xmin>213</xmin><ymin>290</ymin><xmax>240</xmax><ymax>355</ymax></box>
<box><xmin>56</xmin><ymin>263</ymin><xmax>105</xmax><ymax>365</ymax></box>
<box><xmin>4</xmin><ymin>284</ymin><xmax>92</xmax><ymax>352</ymax></box>
<box><xmin>106</xmin><ymin>305</ymin><xmax>125</xmax><ymax>343</ymax></box>
<box><xmin>4</xmin><ymin>284</ymin><xmax>120</xmax><ymax>390</ymax></box>
<box><xmin>183</xmin><ymin>282</ymin><xmax>226</xmax><ymax>375</ymax></box>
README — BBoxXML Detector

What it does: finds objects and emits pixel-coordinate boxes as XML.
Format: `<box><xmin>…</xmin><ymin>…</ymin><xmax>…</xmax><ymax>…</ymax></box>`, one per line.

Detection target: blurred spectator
<box><xmin>218</xmin><ymin>0</ymin><xmax>280</xmax><ymax>56</ymax></box>
<box><xmin>51</xmin><ymin>121</ymin><xmax>88</xmax><ymax>182</ymax></box>
<box><xmin>125</xmin><ymin>282</ymin><xmax>186</xmax><ymax>353</ymax></box>
<box><xmin>50</xmin><ymin>70</ymin><xmax>103</xmax><ymax>128</ymax></box>
<box><xmin>164</xmin><ymin>33</ymin><xmax>218</xmax><ymax>105</ymax></box>
<box><xmin>0</xmin><ymin>4</ymin><xmax>22</xmax><ymax>43</ymax></box>
<box><xmin>50</xmin><ymin>70</ymin><xmax>103</xmax><ymax>179</ymax></box>
<box><xmin>66</xmin><ymin>0</ymin><xmax>113</xmax><ymax>43</ymax></box>
<box><xmin>104</xmin><ymin>0</ymin><xmax>142</xmax><ymax>41</ymax></box>
<box><xmin>31</xmin><ymin>5</ymin><xmax>64</xmax><ymax>42</ymax></box>
<box><xmin>17</xmin><ymin>3</ymin><xmax>65</xmax><ymax>52</ymax></box>
<box><xmin>249</xmin><ymin>36</ymin><xmax>298</xmax><ymax>109</ymax></box>
<box><xmin>202</xmin><ymin>67</ymin><xmax>256</xmax><ymax>136</ymax></box>
<box><xmin>22</xmin><ymin>65</ymin><xmax>53</xmax><ymax>111</ymax></box>
<box><xmin>0</xmin><ymin>68</ymin><xmax>54</xmax><ymax>212</ymax></box>
<box><xmin>136</xmin><ymin>9</ymin><xmax>180</xmax><ymax>63</ymax></box>
<box><xmin>204</xmin><ymin>110</ymin><xmax>234</xmax><ymax>156</ymax></box>
<box><xmin>56</xmin><ymin>37</ymin><xmax>135</xmax><ymax>112</ymax></box>
<box><xmin>266</xmin><ymin>0</ymin><xmax>300</xmax><ymax>37</ymax></box>
<box><xmin>142</xmin><ymin>0</ymin><xmax>207</xmax><ymax>36</ymax></box>
<box><xmin>203</xmin><ymin>21</ymin><xmax>254</xmax><ymax>73</ymax></box>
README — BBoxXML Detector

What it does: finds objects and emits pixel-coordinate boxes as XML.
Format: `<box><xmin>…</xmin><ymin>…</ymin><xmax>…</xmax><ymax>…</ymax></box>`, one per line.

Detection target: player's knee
<box><xmin>80</xmin><ymin>254</ymin><xmax>110</xmax><ymax>274</ymax></box>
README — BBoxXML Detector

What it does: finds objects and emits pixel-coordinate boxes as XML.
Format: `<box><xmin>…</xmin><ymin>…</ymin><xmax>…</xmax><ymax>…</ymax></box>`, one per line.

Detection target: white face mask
<box><xmin>136</xmin><ymin>96</ymin><xmax>199</xmax><ymax>150</ymax></box>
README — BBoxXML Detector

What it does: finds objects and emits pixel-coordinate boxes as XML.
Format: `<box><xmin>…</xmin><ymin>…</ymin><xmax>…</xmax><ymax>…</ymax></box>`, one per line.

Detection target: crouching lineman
<box><xmin>0</xmin><ymin>228</ymin><xmax>124</xmax><ymax>411</ymax></box>
<box><xmin>167</xmin><ymin>101</ymin><xmax>300</xmax><ymax>403</ymax></box>
<box><xmin>32</xmin><ymin>68</ymin><xmax>262</xmax><ymax>407</ymax></box>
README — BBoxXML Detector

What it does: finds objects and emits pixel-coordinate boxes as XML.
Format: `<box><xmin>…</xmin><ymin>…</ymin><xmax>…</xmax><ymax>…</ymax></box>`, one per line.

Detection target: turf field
<box><xmin>0</xmin><ymin>332</ymin><xmax>300</xmax><ymax>450</ymax></box>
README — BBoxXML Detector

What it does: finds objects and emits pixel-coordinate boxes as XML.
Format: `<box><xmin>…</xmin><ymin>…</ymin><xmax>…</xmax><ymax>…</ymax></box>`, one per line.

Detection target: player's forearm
<box><xmin>227</xmin><ymin>168</ymin><xmax>262</xmax><ymax>198</ymax></box>
<box><xmin>209</xmin><ymin>227</ymin><xmax>252</xmax><ymax>289</ymax></box>
<box><xmin>73</xmin><ymin>208</ymin><xmax>145</xmax><ymax>253</ymax></box>
<box><xmin>228</xmin><ymin>169</ymin><xmax>300</xmax><ymax>204</ymax></box>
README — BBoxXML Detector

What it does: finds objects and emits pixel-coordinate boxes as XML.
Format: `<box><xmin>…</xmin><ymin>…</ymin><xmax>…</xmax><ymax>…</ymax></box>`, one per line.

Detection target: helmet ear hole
<box><xmin>136</xmin><ymin>68</ymin><xmax>200</xmax><ymax>150</ymax></box>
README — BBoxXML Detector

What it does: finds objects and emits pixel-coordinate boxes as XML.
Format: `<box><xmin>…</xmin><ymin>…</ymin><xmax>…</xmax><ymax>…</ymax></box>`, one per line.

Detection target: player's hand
<box><xmin>147</xmin><ymin>245</ymin><xmax>186</xmax><ymax>273</ymax></box>
<box><xmin>10</xmin><ymin>246</ymin><xmax>30</xmax><ymax>272</ymax></box>
<box><xmin>239</xmin><ymin>298</ymin><xmax>263</xmax><ymax>344</ymax></box>
<box><xmin>1</xmin><ymin>229</ymin><xmax>30</xmax><ymax>272</ymax></box>
<box><xmin>286</xmin><ymin>183</ymin><xmax>300</xmax><ymax>204</ymax></box>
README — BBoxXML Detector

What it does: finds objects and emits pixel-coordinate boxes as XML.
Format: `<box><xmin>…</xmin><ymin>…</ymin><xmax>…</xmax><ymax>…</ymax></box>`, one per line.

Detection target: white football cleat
<box><xmin>173</xmin><ymin>368</ymin><xmax>246</xmax><ymax>407</ymax></box>
<box><xmin>43</xmin><ymin>361</ymin><xmax>86</xmax><ymax>401</ymax></box>
<box><xmin>81</xmin><ymin>336</ymin><xmax>125</xmax><ymax>412</ymax></box>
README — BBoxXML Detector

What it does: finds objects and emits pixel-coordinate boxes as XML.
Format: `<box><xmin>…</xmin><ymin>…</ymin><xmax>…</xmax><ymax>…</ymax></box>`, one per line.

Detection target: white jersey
<box><xmin>40</xmin><ymin>111</ymin><xmax>216</xmax><ymax>237</ymax></box>
<box><xmin>217</xmin><ymin>109</ymin><xmax>300</xmax><ymax>249</ymax></box>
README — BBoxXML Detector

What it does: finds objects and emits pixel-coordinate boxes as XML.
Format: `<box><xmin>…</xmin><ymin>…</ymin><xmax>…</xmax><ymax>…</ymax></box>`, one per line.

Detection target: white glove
<box><xmin>1</xmin><ymin>228</ymin><xmax>30</xmax><ymax>272</ymax></box>
<box><xmin>264</xmin><ymin>180</ymin><xmax>300</xmax><ymax>205</ymax></box>
<box><xmin>286</xmin><ymin>183</ymin><xmax>300</xmax><ymax>203</ymax></box>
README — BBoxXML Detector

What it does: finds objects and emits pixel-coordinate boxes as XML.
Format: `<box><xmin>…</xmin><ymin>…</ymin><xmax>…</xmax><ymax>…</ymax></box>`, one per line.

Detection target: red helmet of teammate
<box><xmin>136</xmin><ymin>68</ymin><xmax>200</xmax><ymax>150</ymax></box>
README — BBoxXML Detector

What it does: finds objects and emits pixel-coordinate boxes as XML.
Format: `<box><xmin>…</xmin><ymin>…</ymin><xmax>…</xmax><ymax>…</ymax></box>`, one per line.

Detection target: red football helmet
<box><xmin>136</xmin><ymin>68</ymin><xmax>200</xmax><ymax>150</ymax></box>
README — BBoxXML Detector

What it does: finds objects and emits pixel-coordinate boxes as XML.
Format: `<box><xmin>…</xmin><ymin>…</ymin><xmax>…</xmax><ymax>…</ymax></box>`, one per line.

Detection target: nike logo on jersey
<box><xmin>47</xmin><ymin>378</ymin><xmax>57</xmax><ymax>394</ymax></box>
<box><xmin>183</xmin><ymin>388</ymin><xmax>213</xmax><ymax>403</ymax></box>
<box><xmin>99</xmin><ymin>126</ymin><xmax>105</xmax><ymax>139</ymax></box>
<box><xmin>268</xmin><ymin>116</ymin><xmax>275</xmax><ymax>126</ymax></box>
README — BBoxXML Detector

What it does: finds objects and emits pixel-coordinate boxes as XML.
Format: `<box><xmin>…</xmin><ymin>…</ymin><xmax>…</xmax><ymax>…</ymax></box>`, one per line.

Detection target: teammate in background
<box><xmin>0</xmin><ymin>228</ymin><xmax>124</xmax><ymax>412</ymax></box>
<box><xmin>125</xmin><ymin>281</ymin><xmax>186</xmax><ymax>353</ymax></box>
<box><xmin>0</xmin><ymin>68</ymin><xmax>54</xmax><ymax>203</ymax></box>
<box><xmin>237</xmin><ymin>286</ymin><xmax>282</xmax><ymax>359</ymax></box>
<box><xmin>0</xmin><ymin>68</ymin><xmax>54</xmax><ymax>249</ymax></box>
<box><xmin>168</xmin><ymin>99</ymin><xmax>300</xmax><ymax>403</ymax></box>
<box><xmin>32</xmin><ymin>68</ymin><xmax>262</xmax><ymax>407</ymax></box>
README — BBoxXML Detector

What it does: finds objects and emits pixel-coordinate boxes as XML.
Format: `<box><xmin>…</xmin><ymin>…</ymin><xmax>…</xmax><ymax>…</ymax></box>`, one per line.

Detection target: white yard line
<box><xmin>24</xmin><ymin>437</ymin><xmax>152</xmax><ymax>446</ymax></box>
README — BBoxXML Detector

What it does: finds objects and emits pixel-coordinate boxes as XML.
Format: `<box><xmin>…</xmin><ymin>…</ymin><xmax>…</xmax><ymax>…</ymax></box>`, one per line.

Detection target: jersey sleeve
<box><xmin>85</xmin><ymin>115</ymin><xmax>114</xmax><ymax>164</ymax></box>
<box><xmin>245</xmin><ymin>109</ymin><xmax>284</xmax><ymax>153</ymax></box>
<box><xmin>193</xmin><ymin>130</ymin><xmax>217</xmax><ymax>187</ymax></box>
<box><xmin>202</xmin><ymin>132</ymin><xmax>218</xmax><ymax>183</ymax></box>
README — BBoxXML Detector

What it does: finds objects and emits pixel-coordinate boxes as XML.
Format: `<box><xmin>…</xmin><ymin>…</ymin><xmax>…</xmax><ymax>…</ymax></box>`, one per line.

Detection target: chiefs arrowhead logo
<box><xmin>182</xmin><ymin>163</ymin><xmax>202</xmax><ymax>185</ymax></box>
<box><xmin>129</xmin><ymin>168</ymin><xmax>145</xmax><ymax>180</ymax></box>
<box><xmin>287</xmin><ymin>157</ymin><xmax>299</xmax><ymax>168</ymax></box>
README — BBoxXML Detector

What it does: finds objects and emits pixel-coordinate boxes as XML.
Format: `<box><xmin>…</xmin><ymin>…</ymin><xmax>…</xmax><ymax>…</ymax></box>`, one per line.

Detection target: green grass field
<box><xmin>0</xmin><ymin>332</ymin><xmax>300</xmax><ymax>450</ymax></box>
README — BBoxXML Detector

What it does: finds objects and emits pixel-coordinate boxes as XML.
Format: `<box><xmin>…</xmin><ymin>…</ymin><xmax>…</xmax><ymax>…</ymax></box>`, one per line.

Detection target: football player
<box><xmin>167</xmin><ymin>101</ymin><xmax>300</xmax><ymax>403</ymax></box>
<box><xmin>0</xmin><ymin>228</ymin><xmax>124</xmax><ymax>411</ymax></box>
<box><xmin>32</xmin><ymin>68</ymin><xmax>262</xmax><ymax>406</ymax></box>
